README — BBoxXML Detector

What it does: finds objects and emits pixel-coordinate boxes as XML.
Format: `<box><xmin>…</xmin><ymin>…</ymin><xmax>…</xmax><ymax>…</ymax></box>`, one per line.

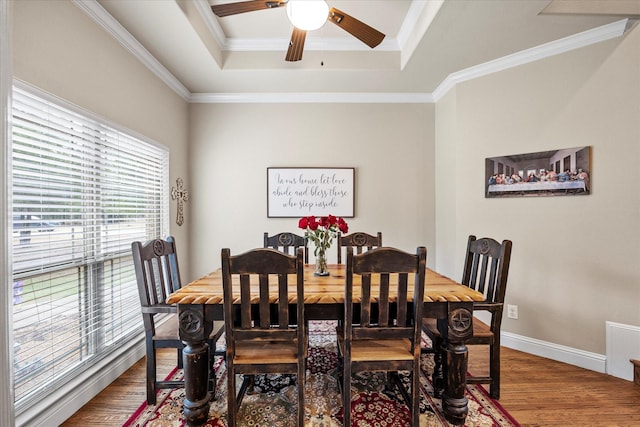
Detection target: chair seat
<box><xmin>339</xmin><ymin>336</ymin><xmax>413</xmax><ymax>362</ymax></box>
<box><xmin>234</xmin><ymin>340</ymin><xmax>300</xmax><ymax>365</ymax></box>
<box><xmin>423</xmin><ymin>316</ymin><xmax>494</xmax><ymax>341</ymax></box>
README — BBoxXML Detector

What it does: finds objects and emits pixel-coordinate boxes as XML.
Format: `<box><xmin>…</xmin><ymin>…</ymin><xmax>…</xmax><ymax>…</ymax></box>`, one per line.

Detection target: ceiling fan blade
<box><xmin>285</xmin><ymin>27</ymin><xmax>306</xmax><ymax>62</ymax></box>
<box><xmin>328</xmin><ymin>7</ymin><xmax>385</xmax><ymax>48</ymax></box>
<box><xmin>211</xmin><ymin>0</ymin><xmax>287</xmax><ymax>17</ymax></box>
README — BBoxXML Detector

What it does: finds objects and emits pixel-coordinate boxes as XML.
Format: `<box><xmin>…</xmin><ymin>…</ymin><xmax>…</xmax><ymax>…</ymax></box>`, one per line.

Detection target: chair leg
<box><xmin>489</xmin><ymin>342</ymin><xmax>500</xmax><ymax>399</ymax></box>
<box><xmin>343</xmin><ymin>362</ymin><xmax>352</xmax><ymax>427</ymax></box>
<box><xmin>432</xmin><ymin>338</ymin><xmax>445</xmax><ymax>398</ymax></box>
<box><xmin>411</xmin><ymin>362</ymin><xmax>421</xmax><ymax>427</ymax></box>
<box><xmin>237</xmin><ymin>375</ymin><xmax>254</xmax><ymax>408</ymax></box>
<box><xmin>207</xmin><ymin>339</ymin><xmax>218</xmax><ymax>399</ymax></box>
<box><xmin>298</xmin><ymin>363</ymin><xmax>305</xmax><ymax>427</ymax></box>
<box><xmin>389</xmin><ymin>371</ymin><xmax>411</xmax><ymax>407</ymax></box>
<box><xmin>226</xmin><ymin>360</ymin><xmax>236</xmax><ymax>427</ymax></box>
<box><xmin>177</xmin><ymin>347</ymin><xmax>183</xmax><ymax>368</ymax></box>
<box><xmin>146</xmin><ymin>340</ymin><xmax>157</xmax><ymax>405</ymax></box>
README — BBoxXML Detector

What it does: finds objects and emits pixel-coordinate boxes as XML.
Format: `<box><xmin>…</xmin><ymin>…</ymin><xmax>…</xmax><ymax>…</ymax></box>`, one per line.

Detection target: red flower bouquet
<box><xmin>298</xmin><ymin>215</ymin><xmax>348</xmax><ymax>276</ymax></box>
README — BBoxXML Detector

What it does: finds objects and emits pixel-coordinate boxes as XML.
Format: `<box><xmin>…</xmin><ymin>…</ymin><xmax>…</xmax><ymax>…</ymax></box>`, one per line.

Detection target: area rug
<box><xmin>124</xmin><ymin>321</ymin><xmax>519</xmax><ymax>426</ymax></box>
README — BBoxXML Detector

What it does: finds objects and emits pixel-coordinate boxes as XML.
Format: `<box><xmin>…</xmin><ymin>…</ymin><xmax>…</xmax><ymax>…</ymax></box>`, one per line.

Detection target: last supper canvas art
<box><xmin>485</xmin><ymin>146</ymin><xmax>591</xmax><ymax>198</ymax></box>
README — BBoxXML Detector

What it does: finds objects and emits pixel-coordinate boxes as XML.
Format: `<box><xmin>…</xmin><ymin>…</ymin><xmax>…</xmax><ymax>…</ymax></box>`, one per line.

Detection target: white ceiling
<box><xmin>85</xmin><ymin>0</ymin><xmax>638</xmax><ymax>99</ymax></box>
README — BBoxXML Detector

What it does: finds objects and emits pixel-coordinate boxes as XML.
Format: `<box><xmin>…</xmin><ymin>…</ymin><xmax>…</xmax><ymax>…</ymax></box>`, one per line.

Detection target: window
<box><xmin>11</xmin><ymin>85</ymin><xmax>169</xmax><ymax>410</ymax></box>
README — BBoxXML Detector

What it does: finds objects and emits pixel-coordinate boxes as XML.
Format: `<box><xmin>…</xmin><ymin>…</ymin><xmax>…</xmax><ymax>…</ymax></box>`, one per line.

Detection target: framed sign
<box><xmin>267</xmin><ymin>167</ymin><xmax>355</xmax><ymax>218</ymax></box>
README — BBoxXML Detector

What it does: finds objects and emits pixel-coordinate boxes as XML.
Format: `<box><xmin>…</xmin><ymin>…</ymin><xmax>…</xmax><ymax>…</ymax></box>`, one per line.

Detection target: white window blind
<box><xmin>11</xmin><ymin>85</ymin><xmax>169</xmax><ymax>409</ymax></box>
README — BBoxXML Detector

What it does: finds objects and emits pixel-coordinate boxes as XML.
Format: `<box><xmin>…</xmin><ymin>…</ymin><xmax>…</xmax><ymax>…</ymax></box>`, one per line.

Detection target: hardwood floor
<box><xmin>485</xmin><ymin>347</ymin><xmax>640</xmax><ymax>426</ymax></box>
<box><xmin>60</xmin><ymin>346</ymin><xmax>640</xmax><ymax>426</ymax></box>
<box><xmin>60</xmin><ymin>350</ymin><xmax>179</xmax><ymax>427</ymax></box>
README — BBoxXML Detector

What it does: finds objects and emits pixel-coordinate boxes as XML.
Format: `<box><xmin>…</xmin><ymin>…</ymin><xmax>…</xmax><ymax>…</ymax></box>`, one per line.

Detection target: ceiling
<box><xmin>87</xmin><ymin>0</ymin><xmax>639</xmax><ymax>99</ymax></box>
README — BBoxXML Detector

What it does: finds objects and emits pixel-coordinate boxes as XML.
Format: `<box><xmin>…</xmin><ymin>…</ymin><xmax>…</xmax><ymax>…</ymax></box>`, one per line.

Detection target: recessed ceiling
<box><xmin>89</xmin><ymin>0</ymin><xmax>637</xmax><ymax>98</ymax></box>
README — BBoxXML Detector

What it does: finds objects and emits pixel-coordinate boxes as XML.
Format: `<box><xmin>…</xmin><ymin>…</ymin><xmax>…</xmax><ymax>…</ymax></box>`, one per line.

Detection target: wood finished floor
<box><xmin>60</xmin><ymin>345</ymin><xmax>640</xmax><ymax>426</ymax></box>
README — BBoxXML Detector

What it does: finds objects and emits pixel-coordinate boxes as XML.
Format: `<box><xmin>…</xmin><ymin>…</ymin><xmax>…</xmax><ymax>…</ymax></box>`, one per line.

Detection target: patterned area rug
<box><xmin>124</xmin><ymin>321</ymin><xmax>519</xmax><ymax>426</ymax></box>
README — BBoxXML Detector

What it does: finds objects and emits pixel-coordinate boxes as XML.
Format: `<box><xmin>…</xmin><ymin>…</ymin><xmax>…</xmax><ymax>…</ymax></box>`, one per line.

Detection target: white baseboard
<box><xmin>501</xmin><ymin>331</ymin><xmax>607</xmax><ymax>374</ymax></box>
<box><xmin>16</xmin><ymin>338</ymin><xmax>145</xmax><ymax>427</ymax></box>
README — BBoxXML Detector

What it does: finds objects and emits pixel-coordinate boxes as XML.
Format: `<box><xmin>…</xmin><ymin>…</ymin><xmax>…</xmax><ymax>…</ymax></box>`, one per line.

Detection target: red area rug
<box><xmin>124</xmin><ymin>321</ymin><xmax>519</xmax><ymax>426</ymax></box>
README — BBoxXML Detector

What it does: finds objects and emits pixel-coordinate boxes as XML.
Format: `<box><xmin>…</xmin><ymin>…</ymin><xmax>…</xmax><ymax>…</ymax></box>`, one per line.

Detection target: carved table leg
<box><xmin>178</xmin><ymin>305</ymin><xmax>213</xmax><ymax>427</ymax></box>
<box><xmin>437</xmin><ymin>303</ymin><xmax>473</xmax><ymax>426</ymax></box>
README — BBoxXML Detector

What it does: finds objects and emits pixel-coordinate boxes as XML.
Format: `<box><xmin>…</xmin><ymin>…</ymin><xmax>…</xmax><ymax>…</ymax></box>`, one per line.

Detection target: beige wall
<box><xmin>188</xmin><ymin>102</ymin><xmax>435</xmax><ymax>279</ymax></box>
<box><xmin>11</xmin><ymin>0</ymin><xmax>191</xmax><ymax>264</ymax></box>
<box><xmin>436</xmin><ymin>26</ymin><xmax>640</xmax><ymax>354</ymax></box>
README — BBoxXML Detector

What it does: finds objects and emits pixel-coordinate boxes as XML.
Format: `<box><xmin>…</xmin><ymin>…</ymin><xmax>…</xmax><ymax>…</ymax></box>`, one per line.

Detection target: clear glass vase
<box><xmin>314</xmin><ymin>249</ymin><xmax>329</xmax><ymax>276</ymax></box>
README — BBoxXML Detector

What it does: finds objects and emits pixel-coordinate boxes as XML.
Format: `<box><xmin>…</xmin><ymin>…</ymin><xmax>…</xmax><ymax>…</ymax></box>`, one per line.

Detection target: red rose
<box><xmin>337</xmin><ymin>217</ymin><xmax>348</xmax><ymax>233</ymax></box>
<box><xmin>327</xmin><ymin>215</ymin><xmax>337</xmax><ymax>226</ymax></box>
<box><xmin>318</xmin><ymin>216</ymin><xmax>329</xmax><ymax>228</ymax></box>
<box><xmin>298</xmin><ymin>217</ymin><xmax>308</xmax><ymax>229</ymax></box>
<box><xmin>308</xmin><ymin>216</ymin><xmax>319</xmax><ymax>230</ymax></box>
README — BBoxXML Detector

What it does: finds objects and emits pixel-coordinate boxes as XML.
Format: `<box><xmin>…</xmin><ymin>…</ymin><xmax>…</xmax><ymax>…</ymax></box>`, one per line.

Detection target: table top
<box><xmin>168</xmin><ymin>264</ymin><xmax>484</xmax><ymax>305</ymax></box>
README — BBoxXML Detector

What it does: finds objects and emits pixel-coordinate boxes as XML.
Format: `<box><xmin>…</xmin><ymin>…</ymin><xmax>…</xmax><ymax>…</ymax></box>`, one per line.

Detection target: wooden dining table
<box><xmin>168</xmin><ymin>263</ymin><xmax>484</xmax><ymax>426</ymax></box>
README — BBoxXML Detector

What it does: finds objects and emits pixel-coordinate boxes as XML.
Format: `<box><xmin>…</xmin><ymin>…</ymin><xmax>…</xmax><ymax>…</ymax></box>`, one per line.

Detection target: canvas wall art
<box><xmin>486</xmin><ymin>146</ymin><xmax>591</xmax><ymax>198</ymax></box>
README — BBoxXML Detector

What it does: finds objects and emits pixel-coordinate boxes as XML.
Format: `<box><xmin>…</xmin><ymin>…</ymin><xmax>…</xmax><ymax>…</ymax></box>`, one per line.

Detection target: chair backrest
<box><xmin>222</xmin><ymin>247</ymin><xmax>305</xmax><ymax>348</ymax></box>
<box><xmin>345</xmin><ymin>246</ymin><xmax>427</xmax><ymax>345</ymax></box>
<box><xmin>264</xmin><ymin>232</ymin><xmax>309</xmax><ymax>263</ymax></box>
<box><xmin>337</xmin><ymin>231</ymin><xmax>382</xmax><ymax>264</ymax></box>
<box><xmin>461</xmin><ymin>235</ymin><xmax>512</xmax><ymax>304</ymax></box>
<box><xmin>131</xmin><ymin>236</ymin><xmax>182</xmax><ymax>333</ymax></box>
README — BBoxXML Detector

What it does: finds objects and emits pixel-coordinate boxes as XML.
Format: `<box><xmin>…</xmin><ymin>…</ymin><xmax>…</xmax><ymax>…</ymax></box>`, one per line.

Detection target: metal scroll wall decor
<box><xmin>171</xmin><ymin>177</ymin><xmax>189</xmax><ymax>226</ymax></box>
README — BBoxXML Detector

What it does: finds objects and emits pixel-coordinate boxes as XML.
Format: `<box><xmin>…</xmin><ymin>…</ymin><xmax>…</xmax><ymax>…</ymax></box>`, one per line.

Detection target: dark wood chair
<box><xmin>222</xmin><ymin>247</ymin><xmax>306</xmax><ymax>427</ymax></box>
<box><xmin>131</xmin><ymin>236</ymin><xmax>223</xmax><ymax>405</ymax></box>
<box><xmin>422</xmin><ymin>235</ymin><xmax>512</xmax><ymax>399</ymax></box>
<box><xmin>339</xmin><ymin>246</ymin><xmax>427</xmax><ymax>427</ymax></box>
<box><xmin>263</xmin><ymin>231</ymin><xmax>309</xmax><ymax>263</ymax></box>
<box><xmin>336</xmin><ymin>231</ymin><xmax>382</xmax><ymax>264</ymax></box>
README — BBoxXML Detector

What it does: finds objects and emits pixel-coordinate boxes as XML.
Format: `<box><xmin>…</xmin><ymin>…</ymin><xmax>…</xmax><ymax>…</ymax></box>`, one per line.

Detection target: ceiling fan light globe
<box><xmin>286</xmin><ymin>0</ymin><xmax>329</xmax><ymax>31</ymax></box>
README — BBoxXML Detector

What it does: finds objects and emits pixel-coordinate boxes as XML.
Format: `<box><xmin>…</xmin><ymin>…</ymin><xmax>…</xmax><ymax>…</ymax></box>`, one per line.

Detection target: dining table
<box><xmin>167</xmin><ymin>263</ymin><xmax>485</xmax><ymax>426</ymax></box>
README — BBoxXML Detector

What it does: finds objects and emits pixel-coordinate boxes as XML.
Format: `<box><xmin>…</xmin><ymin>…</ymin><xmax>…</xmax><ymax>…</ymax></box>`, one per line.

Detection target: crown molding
<box><xmin>72</xmin><ymin>0</ymin><xmax>191</xmax><ymax>101</ymax></box>
<box><xmin>397</xmin><ymin>0</ymin><xmax>443</xmax><ymax>69</ymax></box>
<box><xmin>189</xmin><ymin>92</ymin><xmax>434</xmax><ymax>104</ymax></box>
<box><xmin>194</xmin><ymin>0</ymin><xmax>227</xmax><ymax>48</ymax></box>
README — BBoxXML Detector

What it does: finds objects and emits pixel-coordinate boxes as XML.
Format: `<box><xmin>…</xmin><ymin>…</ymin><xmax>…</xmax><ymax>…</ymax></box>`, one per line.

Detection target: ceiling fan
<box><xmin>211</xmin><ymin>0</ymin><xmax>386</xmax><ymax>62</ymax></box>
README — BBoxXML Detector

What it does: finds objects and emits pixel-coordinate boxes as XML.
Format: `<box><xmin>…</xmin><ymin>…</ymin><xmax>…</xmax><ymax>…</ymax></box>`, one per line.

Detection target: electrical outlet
<box><xmin>507</xmin><ymin>304</ymin><xmax>518</xmax><ymax>319</ymax></box>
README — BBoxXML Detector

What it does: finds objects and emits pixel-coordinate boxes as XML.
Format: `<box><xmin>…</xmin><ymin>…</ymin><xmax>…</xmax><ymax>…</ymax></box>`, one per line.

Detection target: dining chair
<box><xmin>336</xmin><ymin>231</ymin><xmax>382</xmax><ymax>264</ymax></box>
<box><xmin>263</xmin><ymin>231</ymin><xmax>309</xmax><ymax>263</ymax></box>
<box><xmin>339</xmin><ymin>246</ymin><xmax>427</xmax><ymax>427</ymax></box>
<box><xmin>422</xmin><ymin>235</ymin><xmax>512</xmax><ymax>399</ymax></box>
<box><xmin>131</xmin><ymin>236</ymin><xmax>223</xmax><ymax>405</ymax></box>
<box><xmin>222</xmin><ymin>247</ymin><xmax>306</xmax><ymax>427</ymax></box>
